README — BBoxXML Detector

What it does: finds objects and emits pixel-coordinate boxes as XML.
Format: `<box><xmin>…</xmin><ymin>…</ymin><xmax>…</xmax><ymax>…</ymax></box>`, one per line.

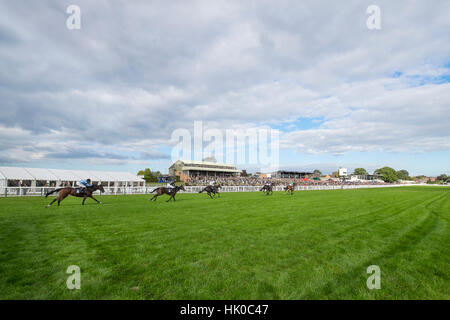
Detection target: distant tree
<box><xmin>374</xmin><ymin>167</ymin><xmax>398</xmax><ymax>183</ymax></box>
<box><xmin>396</xmin><ymin>169</ymin><xmax>411</xmax><ymax>180</ymax></box>
<box><xmin>138</xmin><ymin>168</ymin><xmax>159</xmax><ymax>183</ymax></box>
<box><xmin>313</xmin><ymin>169</ymin><xmax>322</xmax><ymax>176</ymax></box>
<box><xmin>436</xmin><ymin>174</ymin><xmax>448</xmax><ymax>181</ymax></box>
<box><xmin>353</xmin><ymin>168</ymin><xmax>368</xmax><ymax>175</ymax></box>
<box><xmin>332</xmin><ymin>171</ymin><xmax>339</xmax><ymax>178</ymax></box>
<box><xmin>241</xmin><ymin>170</ymin><xmax>249</xmax><ymax>177</ymax></box>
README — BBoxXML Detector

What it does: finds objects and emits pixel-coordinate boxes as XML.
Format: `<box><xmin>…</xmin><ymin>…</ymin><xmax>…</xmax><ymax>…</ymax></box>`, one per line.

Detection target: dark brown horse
<box><xmin>199</xmin><ymin>184</ymin><xmax>222</xmax><ymax>199</ymax></box>
<box><xmin>260</xmin><ymin>184</ymin><xmax>273</xmax><ymax>195</ymax></box>
<box><xmin>284</xmin><ymin>183</ymin><xmax>296</xmax><ymax>195</ymax></box>
<box><xmin>149</xmin><ymin>184</ymin><xmax>186</xmax><ymax>202</ymax></box>
<box><xmin>45</xmin><ymin>184</ymin><xmax>105</xmax><ymax>207</ymax></box>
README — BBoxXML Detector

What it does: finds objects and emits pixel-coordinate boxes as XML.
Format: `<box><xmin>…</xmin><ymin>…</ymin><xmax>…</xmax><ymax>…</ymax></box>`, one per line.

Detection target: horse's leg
<box><xmin>89</xmin><ymin>195</ymin><xmax>101</xmax><ymax>204</ymax></box>
<box><xmin>82</xmin><ymin>195</ymin><xmax>87</xmax><ymax>205</ymax></box>
<box><xmin>46</xmin><ymin>198</ymin><xmax>57</xmax><ymax>208</ymax></box>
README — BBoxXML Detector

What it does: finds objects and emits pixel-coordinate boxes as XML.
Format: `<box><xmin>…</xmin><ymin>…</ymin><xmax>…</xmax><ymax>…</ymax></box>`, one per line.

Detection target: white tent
<box><xmin>0</xmin><ymin>170</ymin><xmax>6</xmax><ymax>188</ymax></box>
<box><xmin>24</xmin><ymin>168</ymin><xmax>59</xmax><ymax>181</ymax></box>
<box><xmin>47</xmin><ymin>169</ymin><xmax>83</xmax><ymax>182</ymax></box>
<box><xmin>0</xmin><ymin>166</ymin><xmax>144</xmax><ymax>188</ymax></box>
<box><xmin>104</xmin><ymin>171</ymin><xmax>143</xmax><ymax>182</ymax></box>
<box><xmin>87</xmin><ymin>170</ymin><xmax>116</xmax><ymax>182</ymax></box>
<box><xmin>0</xmin><ymin>167</ymin><xmax>35</xmax><ymax>181</ymax></box>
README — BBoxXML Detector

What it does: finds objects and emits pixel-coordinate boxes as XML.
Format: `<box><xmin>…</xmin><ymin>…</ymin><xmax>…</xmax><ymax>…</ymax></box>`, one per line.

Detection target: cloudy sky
<box><xmin>0</xmin><ymin>0</ymin><xmax>449</xmax><ymax>176</ymax></box>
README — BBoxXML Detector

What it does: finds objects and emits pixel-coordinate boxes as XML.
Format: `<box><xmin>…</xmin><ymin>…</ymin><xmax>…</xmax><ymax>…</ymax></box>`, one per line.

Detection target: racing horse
<box><xmin>45</xmin><ymin>184</ymin><xmax>105</xmax><ymax>207</ymax></box>
<box><xmin>199</xmin><ymin>184</ymin><xmax>222</xmax><ymax>199</ymax></box>
<box><xmin>260</xmin><ymin>184</ymin><xmax>273</xmax><ymax>195</ymax></box>
<box><xmin>284</xmin><ymin>183</ymin><xmax>296</xmax><ymax>195</ymax></box>
<box><xmin>149</xmin><ymin>184</ymin><xmax>186</xmax><ymax>202</ymax></box>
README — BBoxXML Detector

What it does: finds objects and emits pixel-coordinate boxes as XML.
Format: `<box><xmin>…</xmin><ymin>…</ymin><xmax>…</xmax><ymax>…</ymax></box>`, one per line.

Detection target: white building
<box><xmin>338</xmin><ymin>168</ymin><xmax>348</xmax><ymax>177</ymax></box>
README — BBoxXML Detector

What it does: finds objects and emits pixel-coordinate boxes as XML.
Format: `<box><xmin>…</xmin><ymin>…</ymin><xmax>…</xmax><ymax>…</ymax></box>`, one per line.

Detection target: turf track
<box><xmin>0</xmin><ymin>186</ymin><xmax>448</xmax><ymax>299</ymax></box>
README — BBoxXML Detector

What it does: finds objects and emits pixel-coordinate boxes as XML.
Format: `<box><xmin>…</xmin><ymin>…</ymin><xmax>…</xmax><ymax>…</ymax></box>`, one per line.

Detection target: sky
<box><xmin>0</xmin><ymin>0</ymin><xmax>449</xmax><ymax>176</ymax></box>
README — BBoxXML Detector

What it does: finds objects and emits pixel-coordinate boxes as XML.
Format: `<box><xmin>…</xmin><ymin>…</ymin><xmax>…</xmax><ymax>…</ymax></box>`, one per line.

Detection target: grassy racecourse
<box><xmin>0</xmin><ymin>186</ymin><xmax>448</xmax><ymax>299</ymax></box>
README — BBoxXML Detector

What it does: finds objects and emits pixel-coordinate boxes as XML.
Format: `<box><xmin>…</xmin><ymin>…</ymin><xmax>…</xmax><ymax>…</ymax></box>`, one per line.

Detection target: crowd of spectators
<box><xmin>185</xmin><ymin>176</ymin><xmax>386</xmax><ymax>186</ymax></box>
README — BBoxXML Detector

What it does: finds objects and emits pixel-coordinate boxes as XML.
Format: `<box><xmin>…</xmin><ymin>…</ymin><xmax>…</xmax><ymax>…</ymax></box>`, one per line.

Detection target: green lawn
<box><xmin>0</xmin><ymin>186</ymin><xmax>448</xmax><ymax>299</ymax></box>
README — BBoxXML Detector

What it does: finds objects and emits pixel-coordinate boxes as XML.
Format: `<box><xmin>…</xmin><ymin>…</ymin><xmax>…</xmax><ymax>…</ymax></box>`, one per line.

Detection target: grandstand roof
<box><xmin>170</xmin><ymin>160</ymin><xmax>240</xmax><ymax>171</ymax></box>
<box><xmin>0</xmin><ymin>166</ymin><xmax>143</xmax><ymax>182</ymax></box>
<box><xmin>181</xmin><ymin>166</ymin><xmax>241</xmax><ymax>173</ymax></box>
<box><xmin>175</xmin><ymin>160</ymin><xmax>237</xmax><ymax>167</ymax></box>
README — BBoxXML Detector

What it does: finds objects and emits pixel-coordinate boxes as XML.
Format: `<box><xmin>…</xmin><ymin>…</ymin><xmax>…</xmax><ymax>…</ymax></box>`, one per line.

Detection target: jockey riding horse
<box><xmin>284</xmin><ymin>182</ymin><xmax>296</xmax><ymax>195</ymax></box>
<box><xmin>149</xmin><ymin>184</ymin><xmax>186</xmax><ymax>202</ymax></box>
<box><xmin>199</xmin><ymin>183</ymin><xmax>222</xmax><ymax>199</ymax></box>
<box><xmin>45</xmin><ymin>183</ymin><xmax>105</xmax><ymax>207</ymax></box>
<box><xmin>260</xmin><ymin>182</ymin><xmax>273</xmax><ymax>195</ymax></box>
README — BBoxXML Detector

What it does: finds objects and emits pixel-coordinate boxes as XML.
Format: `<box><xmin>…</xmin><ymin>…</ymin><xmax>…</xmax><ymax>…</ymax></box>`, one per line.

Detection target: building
<box><xmin>338</xmin><ymin>168</ymin><xmax>348</xmax><ymax>177</ymax></box>
<box><xmin>349</xmin><ymin>174</ymin><xmax>382</xmax><ymax>182</ymax></box>
<box><xmin>271</xmin><ymin>170</ymin><xmax>313</xmax><ymax>179</ymax></box>
<box><xmin>169</xmin><ymin>160</ymin><xmax>241</xmax><ymax>182</ymax></box>
<box><xmin>0</xmin><ymin>166</ymin><xmax>144</xmax><ymax>190</ymax></box>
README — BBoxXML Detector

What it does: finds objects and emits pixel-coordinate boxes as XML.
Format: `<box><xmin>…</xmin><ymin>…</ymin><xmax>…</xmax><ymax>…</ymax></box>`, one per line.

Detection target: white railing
<box><xmin>0</xmin><ymin>183</ymin><xmax>442</xmax><ymax>197</ymax></box>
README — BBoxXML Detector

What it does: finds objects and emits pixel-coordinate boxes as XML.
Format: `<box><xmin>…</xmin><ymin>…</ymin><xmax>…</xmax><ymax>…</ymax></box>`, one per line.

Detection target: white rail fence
<box><xmin>0</xmin><ymin>183</ymin><xmax>439</xmax><ymax>197</ymax></box>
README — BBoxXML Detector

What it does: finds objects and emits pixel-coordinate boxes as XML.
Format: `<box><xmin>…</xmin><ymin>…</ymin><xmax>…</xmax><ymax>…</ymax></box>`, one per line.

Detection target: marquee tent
<box><xmin>0</xmin><ymin>166</ymin><xmax>144</xmax><ymax>188</ymax></box>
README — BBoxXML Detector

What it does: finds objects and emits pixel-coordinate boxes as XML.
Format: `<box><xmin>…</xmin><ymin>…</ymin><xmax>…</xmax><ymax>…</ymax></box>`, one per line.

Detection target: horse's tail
<box><xmin>199</xmin><ymin>187</ymin><xmax>206</xmax><ymax>193</ymax></box>
<box><xmin>150</xmin><ymin>188</ymin><xmax>160</xmax><ymax>193</ymax></box>
<box><xmin>45</xmin><ymin>188</ymin><xmax>63</xmax><ymax>198</ymax></box>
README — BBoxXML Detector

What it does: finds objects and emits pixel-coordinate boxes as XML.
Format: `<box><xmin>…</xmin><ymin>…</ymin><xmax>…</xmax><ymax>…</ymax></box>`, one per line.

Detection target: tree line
<box><xmin>327</xmin><ymin>167</ymin><xmax>447</xmax><ymax>183</ymax></box>
<box><xmin>137</xmin><ymin>168</ymin><xmax>162</xmax><ymax>183</ymax></box>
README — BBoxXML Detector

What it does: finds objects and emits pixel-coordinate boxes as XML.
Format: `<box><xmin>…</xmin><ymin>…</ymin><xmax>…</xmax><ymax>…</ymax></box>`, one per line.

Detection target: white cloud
<box><xmin>0</xmin><ymin>0</ymin><xmax>449</xmax><ymax>168</ymax></box>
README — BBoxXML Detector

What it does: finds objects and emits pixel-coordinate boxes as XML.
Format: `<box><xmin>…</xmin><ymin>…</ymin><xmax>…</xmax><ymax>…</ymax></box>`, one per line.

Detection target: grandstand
<box><xmin>271</xmin><ymin>170</ymin><xmax>313</xmax><ymax>179</ymax></box>
<box><xmin>0</xmin><ymin>166</ymin><xmax>144</xmax><ymax>190</ymax></box>
<box><xmin>169</xmin><ymin>159</ymin><xmax>241</xmax><ymax>182</ymax></box>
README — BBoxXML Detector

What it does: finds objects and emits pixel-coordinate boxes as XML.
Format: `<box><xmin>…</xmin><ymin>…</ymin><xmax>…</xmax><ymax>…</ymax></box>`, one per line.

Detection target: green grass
<box><xmin>0</xmin><ymin>186</ymin><xmax>449</xmax><ymax>299</ymax></box>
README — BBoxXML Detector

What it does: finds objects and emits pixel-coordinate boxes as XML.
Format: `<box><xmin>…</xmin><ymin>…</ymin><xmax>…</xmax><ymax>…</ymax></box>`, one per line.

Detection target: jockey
<box><xmin>77</xmin><ymin>179</ymin><xmax>92</xmax><ymax>193</ymax></box>
<box><xmin>166</xmin><ymin>181</ymin><xmax>176</xmax><ymax>191</ymax></box>
<box><xmin>209</xmin><ymin>180</ymin><xmax>215</xmax><ymax>188</ymax></box>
